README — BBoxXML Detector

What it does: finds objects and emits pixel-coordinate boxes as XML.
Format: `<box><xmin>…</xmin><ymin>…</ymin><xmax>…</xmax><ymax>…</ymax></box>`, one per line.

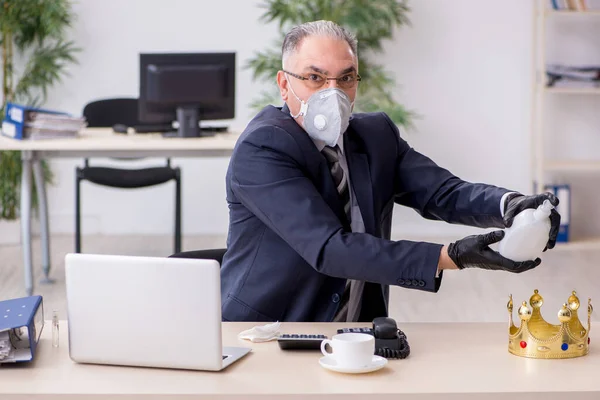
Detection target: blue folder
<box><xmin>545</xmin><ymin>184</ymin><xmax>570</xmax><ymax>243</ymax></box>
<box><xmin>1</xmin><ymin>102</ymin><xmax>68</xmax><ymax>140</ymax></box>
<box><xmin>0</xmin><ymin>296</ymin><xmax>45</xmax><ymax>363</ymax></box>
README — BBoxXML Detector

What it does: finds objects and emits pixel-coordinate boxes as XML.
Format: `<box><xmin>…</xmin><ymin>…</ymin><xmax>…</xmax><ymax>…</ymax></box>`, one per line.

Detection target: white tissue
<box><xmin>238</xmin><ymin>321</ymin><xmax>281</xmax><ymax>343</ymax></box>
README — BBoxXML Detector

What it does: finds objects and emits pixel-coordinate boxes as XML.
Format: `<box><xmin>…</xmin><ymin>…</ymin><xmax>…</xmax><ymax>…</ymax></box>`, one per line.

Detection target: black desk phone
<box><xmin>337</xmin><ymin>317</ymin><xmax>410</xmax><ymax>359</ymax></box>
<box><xmin>277</xmin><ymin>317</ymin><xmax>410</xmax><ymax>359</ymax></box>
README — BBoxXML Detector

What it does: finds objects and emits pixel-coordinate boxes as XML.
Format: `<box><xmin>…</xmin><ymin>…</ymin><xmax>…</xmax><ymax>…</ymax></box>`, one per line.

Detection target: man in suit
<box><xmin>220</xmin><ymin>20</ymin><xmax>560</xmax><ymax>322</ymax></box>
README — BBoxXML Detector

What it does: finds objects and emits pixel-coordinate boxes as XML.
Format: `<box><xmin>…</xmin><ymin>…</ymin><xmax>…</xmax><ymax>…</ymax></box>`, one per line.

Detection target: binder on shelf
<box><xmin>553</xmin><ymin>0</ymin><xmax>588</xmax><ymax>10</ymax></box>
<box><xmin>545</xmin><ymin>184</ymin><xmax>571</xmax><ymax>243</ymax></box>
<box><xmin>0</xmin><ymin>296</ymin><xmax>45</xmax><ymax>364</ymax></box>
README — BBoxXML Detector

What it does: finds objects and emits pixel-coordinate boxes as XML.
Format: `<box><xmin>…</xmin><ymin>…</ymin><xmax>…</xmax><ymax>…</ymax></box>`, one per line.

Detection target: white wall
<box><xmin>42</xmin><ymin>0</ymin><xmax>536</xmax><ymax>240</ymax></box>
<box><xmin>380</xmin><ymin>0</ymin><xmax>536</xmax><ymax>239</ymax></box>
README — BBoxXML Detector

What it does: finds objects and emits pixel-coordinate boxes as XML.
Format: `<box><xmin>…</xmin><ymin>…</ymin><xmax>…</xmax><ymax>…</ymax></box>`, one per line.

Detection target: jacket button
<box><xmin>419</xmin><ymin>280</ymin><xmax>425</xmax><ymax>287</ymax></box>
<box><xmin>332</xmin><ymin>293</ymin><xmax>340</xmax><ymax>303</ymax></box>
<box><xmin>412</xmin><ymin>279</ymin><xmax>419</xmax><ymax>286</ymax></box>
<box><xmin>397</xmin><ymin>279</ymin><xmax>405</xmax><ymax>285</ymax></box>
<box><xmin>405</xmin><ymin>280</ymin><xmax>412</xmax><ymax>286</ymax></box>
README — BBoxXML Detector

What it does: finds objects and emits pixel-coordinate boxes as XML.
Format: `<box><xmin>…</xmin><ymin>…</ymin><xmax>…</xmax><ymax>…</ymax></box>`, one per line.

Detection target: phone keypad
<box><xmin>277</xmin><ymin>334</ymin><xmax>327</xmax><ymax>350</ymax></box>
<box><xmin>279</xmin><ymin>334</ymin><xmax>326</xmax><ymax>339</ymax></box>
<box><xmin>337</xmin><ymin>327</ymin><xmax>374</xmax><ymax>335</ymax></box>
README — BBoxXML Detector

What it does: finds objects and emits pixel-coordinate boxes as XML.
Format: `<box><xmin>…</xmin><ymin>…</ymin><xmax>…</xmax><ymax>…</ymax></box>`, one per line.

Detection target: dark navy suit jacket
<box><xmin>220</xmin><ymin>105</ymin><xmax>510</xmax><ymax>322</ymax></box>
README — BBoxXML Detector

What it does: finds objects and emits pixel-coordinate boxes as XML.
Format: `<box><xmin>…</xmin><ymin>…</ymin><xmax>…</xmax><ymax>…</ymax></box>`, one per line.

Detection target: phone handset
<box><xmin>372</xmin><ymin>317</ymin><xmax>410</xmax><ymax>359</ymax></box>
<box><xmin>336</xmin><ymin>317</ymin><xmax>410</xmax><ymax>359</ymax></box>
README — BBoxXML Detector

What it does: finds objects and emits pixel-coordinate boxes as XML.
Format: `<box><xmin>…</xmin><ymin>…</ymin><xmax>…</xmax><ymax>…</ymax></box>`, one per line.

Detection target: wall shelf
<box><xmin>532</xmin><ymin>0</ymin><xmax>600</xmax><ymax>246</ymax></box>
<box><xmin>544</xmin><ymin>87</ymin><xmax>600</xmax><ymax>94</ymax></box>
<box><xmin>546</xmin><ymin>10</ymin><xmax>600</xmax><ymax>16</ymax></box>
<box><xmin>545</xmin><ymin>161</ymin><xmax>600</xmax><ymax>172</ymax></box>
<box><xmin>553</xmin><ymin>237</ymin><xmax>600</xmax><ymax>250</ymax></box>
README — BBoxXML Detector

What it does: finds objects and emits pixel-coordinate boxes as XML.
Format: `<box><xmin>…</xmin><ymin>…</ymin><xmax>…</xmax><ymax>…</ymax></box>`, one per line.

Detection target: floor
<box><xmin>1</xmin><ymin>234</ymin><xmax>598</xmax><ymax>324</ymax></box>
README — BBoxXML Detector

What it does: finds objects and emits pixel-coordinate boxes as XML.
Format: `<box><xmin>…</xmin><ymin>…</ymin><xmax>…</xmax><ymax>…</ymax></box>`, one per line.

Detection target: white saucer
<box><xmin>318</xmin><ymin>355</ymin><xmax>388</xmax><ymax>374</ymax></box>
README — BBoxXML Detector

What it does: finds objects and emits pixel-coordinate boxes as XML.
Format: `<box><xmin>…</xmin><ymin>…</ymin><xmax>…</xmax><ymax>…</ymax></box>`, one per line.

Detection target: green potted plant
<box><xmin>0</xmin><ymin>0</ymin><xmax>79</xmax><ymax>225</ymax></box>
<box><xmin>246</xmin><ymin>0</ymin><xmax>415</xmax><ymax>128</ymax></box>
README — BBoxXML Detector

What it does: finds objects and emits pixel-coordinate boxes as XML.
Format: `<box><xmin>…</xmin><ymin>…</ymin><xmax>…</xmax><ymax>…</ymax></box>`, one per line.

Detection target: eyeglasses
<box><xmin>283</xmin><ymin>70</ymin><xmax>362</xmax><ymax>90</ymax></box>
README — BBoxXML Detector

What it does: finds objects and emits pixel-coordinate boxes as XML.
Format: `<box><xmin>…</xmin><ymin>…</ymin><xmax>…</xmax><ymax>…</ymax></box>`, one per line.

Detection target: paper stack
<box><xmin>24</xmin><ymin>111</ymin><xmax>86</xmax><ymax>140</ymax></box>
<box><xmin>2</xmin><ymin>102</ymin><xmax>87</xmax><ymax>140</ymax></box>
<box><xmin>0</xmin><ymin>330</ymin><xmax>12</xmax><ymax>361</ymax></box>
<box><xmin>546</xmin><ymin>64</ymin><xmax>600</xmax><ymax>88</ymax></box>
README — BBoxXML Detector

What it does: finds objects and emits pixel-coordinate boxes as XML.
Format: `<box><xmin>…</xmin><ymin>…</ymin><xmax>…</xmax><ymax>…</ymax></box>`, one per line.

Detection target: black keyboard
<box><xmin>133</xmin><ymin>124</ymin><xmax>173</xmax><ymax>133</ymax></box>
<box><xmin>134</xmin><ymin>125</ymin><xmax>229</xmax><ymax>134</ymax></box>
<box><xmin>277</xmin><ymin>334</ymin><xmax>327</xmax><ymax>350</ymax></box>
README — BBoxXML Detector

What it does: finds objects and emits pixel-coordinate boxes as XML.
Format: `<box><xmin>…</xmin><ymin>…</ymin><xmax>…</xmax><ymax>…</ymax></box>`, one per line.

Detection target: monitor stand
<box><xmin>161</xmin><ymin>106</ymin><xmax>218</xmax><ymax>138</ymax></box>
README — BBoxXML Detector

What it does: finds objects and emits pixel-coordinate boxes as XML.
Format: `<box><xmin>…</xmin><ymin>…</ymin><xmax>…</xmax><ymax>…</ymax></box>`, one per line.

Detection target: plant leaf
<box><xmin>9</xmin><ymin>0</ymin><xmax>75</xmax><ymax>52</ymax></box>
<box><xmin>0</xmin><ymin>0</ymin><xmax>75</xmax><ymax>219</ymax></box>
<box><xmin>14</xmin><ymin>40</ymin><xmax>80</xmax><ymax>105</ymax></box>
<box><xmin>245</xmin><ymin>42</ymin><xmax>282</xmax><ymax>83</ymax></box>
<box><xmin>248</xmin><ymin>87</ymin><xmax>282</xmax><ymax>116</ymax></box>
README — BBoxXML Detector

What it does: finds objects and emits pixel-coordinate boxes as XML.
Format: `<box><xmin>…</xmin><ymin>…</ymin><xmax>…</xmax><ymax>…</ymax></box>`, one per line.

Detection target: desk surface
<box><xmin>1</xmin><ymin>321</ymin><xmax>598</xmax><ymax>399</ymax></box>
<box><xmin>0</xmin><ymin>128</ymin><xmax>241</xmax><ymax>151</ymax></box>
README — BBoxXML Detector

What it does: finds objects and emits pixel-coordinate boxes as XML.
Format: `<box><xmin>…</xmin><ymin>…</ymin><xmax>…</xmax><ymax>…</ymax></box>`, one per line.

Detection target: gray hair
<box><xmin>282</xmin><ymin>20</ymin><xmax>358</xmax><ymax>68</ymax></box>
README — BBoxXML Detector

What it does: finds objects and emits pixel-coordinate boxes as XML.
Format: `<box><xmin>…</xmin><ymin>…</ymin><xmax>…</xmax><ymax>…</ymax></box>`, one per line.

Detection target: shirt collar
<box><xmin>311</xmin><ymin>135</ymin><xmax>345</xmax><ymax>155</ymax></box>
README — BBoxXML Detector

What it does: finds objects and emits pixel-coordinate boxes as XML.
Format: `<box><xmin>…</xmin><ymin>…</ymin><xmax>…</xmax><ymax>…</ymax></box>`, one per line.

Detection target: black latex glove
<box><xmin>447</xmin><ymin>231</ymin><xmax>541</xmax><ymax>273</ymax></box>
<box><xmin>503</xmin><ymin>192</ymin><xmax>561</xmax><ymax>251</ymax></box>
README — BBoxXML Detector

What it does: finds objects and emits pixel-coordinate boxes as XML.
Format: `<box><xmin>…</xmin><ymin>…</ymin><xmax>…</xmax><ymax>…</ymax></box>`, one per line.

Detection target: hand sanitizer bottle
<box><xmin>498</xmin><ymin>200</ymin><xmax>554</xmax><ymax>262</ymax></box>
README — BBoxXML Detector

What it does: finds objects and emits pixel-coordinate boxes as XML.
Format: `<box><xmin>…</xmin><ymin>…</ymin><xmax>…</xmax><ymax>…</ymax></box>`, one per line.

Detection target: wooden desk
<box><xmin>0</xmin><ymin>128</ymin><xmax>240</xmax><ymax>296</ymax></box>
<box><xmin>1</xmin><ymin>321</ymin><xmax>598</xmax><ymax>399</ymax></box>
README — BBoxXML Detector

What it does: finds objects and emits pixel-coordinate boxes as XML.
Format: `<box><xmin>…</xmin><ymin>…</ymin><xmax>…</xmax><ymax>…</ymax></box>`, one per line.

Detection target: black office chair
<box><xmin>76</xmin><ymin>98</ymin><xmax>182</xmax><ymax>254</ymax></box>
<box><xmin>169</xmin><ymin>248</ymin><xmax>227</xmax><ymax>266</ymax></box>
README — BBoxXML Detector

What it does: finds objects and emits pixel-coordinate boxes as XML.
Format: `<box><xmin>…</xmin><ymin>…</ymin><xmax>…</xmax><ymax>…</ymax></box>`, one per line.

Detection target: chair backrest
<box><xmin>168</xmin><ymin>249</ymin><xmax>227</xmax><ymax>266</ymax></box>
<box><xmin>83</xmin><ymin>98</ymin><xmax>139</xmax><ymax>128</ymax></box>
<box><xmin>82</xmin><ymin>98</ymin><xmax>156</xmax><ymax>164</ymax></box>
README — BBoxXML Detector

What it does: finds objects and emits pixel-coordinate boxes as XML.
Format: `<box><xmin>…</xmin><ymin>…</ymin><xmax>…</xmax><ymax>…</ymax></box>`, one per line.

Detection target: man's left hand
<box><xmin>503</xmin><ymin>192</ymin><xmax>561</xmax><ymax>251</ymax></box>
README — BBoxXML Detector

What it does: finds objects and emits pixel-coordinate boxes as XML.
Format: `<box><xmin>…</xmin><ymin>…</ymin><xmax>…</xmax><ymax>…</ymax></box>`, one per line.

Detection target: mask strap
<box><xmin>285</xmin><ymin>75</ymin><xmax>308</xmax><ymax>119</ymax></box>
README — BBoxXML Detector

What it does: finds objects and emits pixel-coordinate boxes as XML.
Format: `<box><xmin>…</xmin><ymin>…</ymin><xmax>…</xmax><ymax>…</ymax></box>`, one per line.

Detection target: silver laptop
<box><xmin>64</xmin><ymin>253</ymin><xmax>251</xmax><ymax>371</ymax></box>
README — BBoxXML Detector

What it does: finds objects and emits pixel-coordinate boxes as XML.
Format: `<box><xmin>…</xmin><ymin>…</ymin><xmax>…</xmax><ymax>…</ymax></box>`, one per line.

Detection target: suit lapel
<box><xmin>344</xmin><ymin>129</ymin><xmax>376</xmax><ymax>235</ymax></box>
<box><xmin>279</xmin><ymin>104</ymin><xmax>350</xmax><ymax>230</ymax></box>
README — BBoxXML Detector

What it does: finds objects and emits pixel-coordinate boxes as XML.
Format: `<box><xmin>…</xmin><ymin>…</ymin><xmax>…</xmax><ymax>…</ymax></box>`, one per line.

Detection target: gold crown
<box><xmin>507</xmin><ymin>290</ymin><xmax>592</xmax><ymax>359</ymax></box>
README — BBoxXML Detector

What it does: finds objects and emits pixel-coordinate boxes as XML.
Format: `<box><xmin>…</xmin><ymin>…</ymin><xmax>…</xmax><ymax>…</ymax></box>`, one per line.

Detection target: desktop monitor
<box><xmin>138</xmin><ymin>52</ymin><xmax>235</xmax><ymax>137</ymax></box>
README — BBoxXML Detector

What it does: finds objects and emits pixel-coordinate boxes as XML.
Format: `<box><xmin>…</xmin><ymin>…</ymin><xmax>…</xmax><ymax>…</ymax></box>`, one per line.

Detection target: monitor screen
<box><xmin>138</xmin><ymin>52</ymin><xmax>235</xmax><ymax>127</ymax></box>
<box><xmin>146</xmin><ymin>64</ymin><xmax>229</xmax><ymax>104</ymax></box>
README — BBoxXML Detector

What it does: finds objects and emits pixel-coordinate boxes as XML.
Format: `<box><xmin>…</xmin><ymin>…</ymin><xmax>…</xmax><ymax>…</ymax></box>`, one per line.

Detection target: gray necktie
<box><xmin>321</xmin><ymin>145</ymin><xmax>351</xmax><ymax>223</ymax></box>
<box><xmin>322</xmin><ymin>145</ymin><xmax>362</xmax><ymax>322</ymax></box>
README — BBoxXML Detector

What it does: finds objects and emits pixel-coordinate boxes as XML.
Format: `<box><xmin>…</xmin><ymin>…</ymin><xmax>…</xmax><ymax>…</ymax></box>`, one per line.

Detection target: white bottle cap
<box><xmin>533</xmin><ymin>199</ymin><xmax>554</xmax><ymax>221</ymax></box>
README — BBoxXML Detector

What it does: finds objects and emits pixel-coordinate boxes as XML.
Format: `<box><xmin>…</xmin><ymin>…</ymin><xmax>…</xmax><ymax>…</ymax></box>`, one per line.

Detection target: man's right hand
<box><xmin>446</xmin><ymin>231</ymin><xmax>541</xmax><ymax>273</ymax></box>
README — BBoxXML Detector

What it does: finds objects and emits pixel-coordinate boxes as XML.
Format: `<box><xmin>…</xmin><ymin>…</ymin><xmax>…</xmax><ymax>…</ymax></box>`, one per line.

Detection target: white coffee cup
<box><xmin>320</xmin><ymin>333</ymin><xmax>375</xmax><ymax>368</ymax></box>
